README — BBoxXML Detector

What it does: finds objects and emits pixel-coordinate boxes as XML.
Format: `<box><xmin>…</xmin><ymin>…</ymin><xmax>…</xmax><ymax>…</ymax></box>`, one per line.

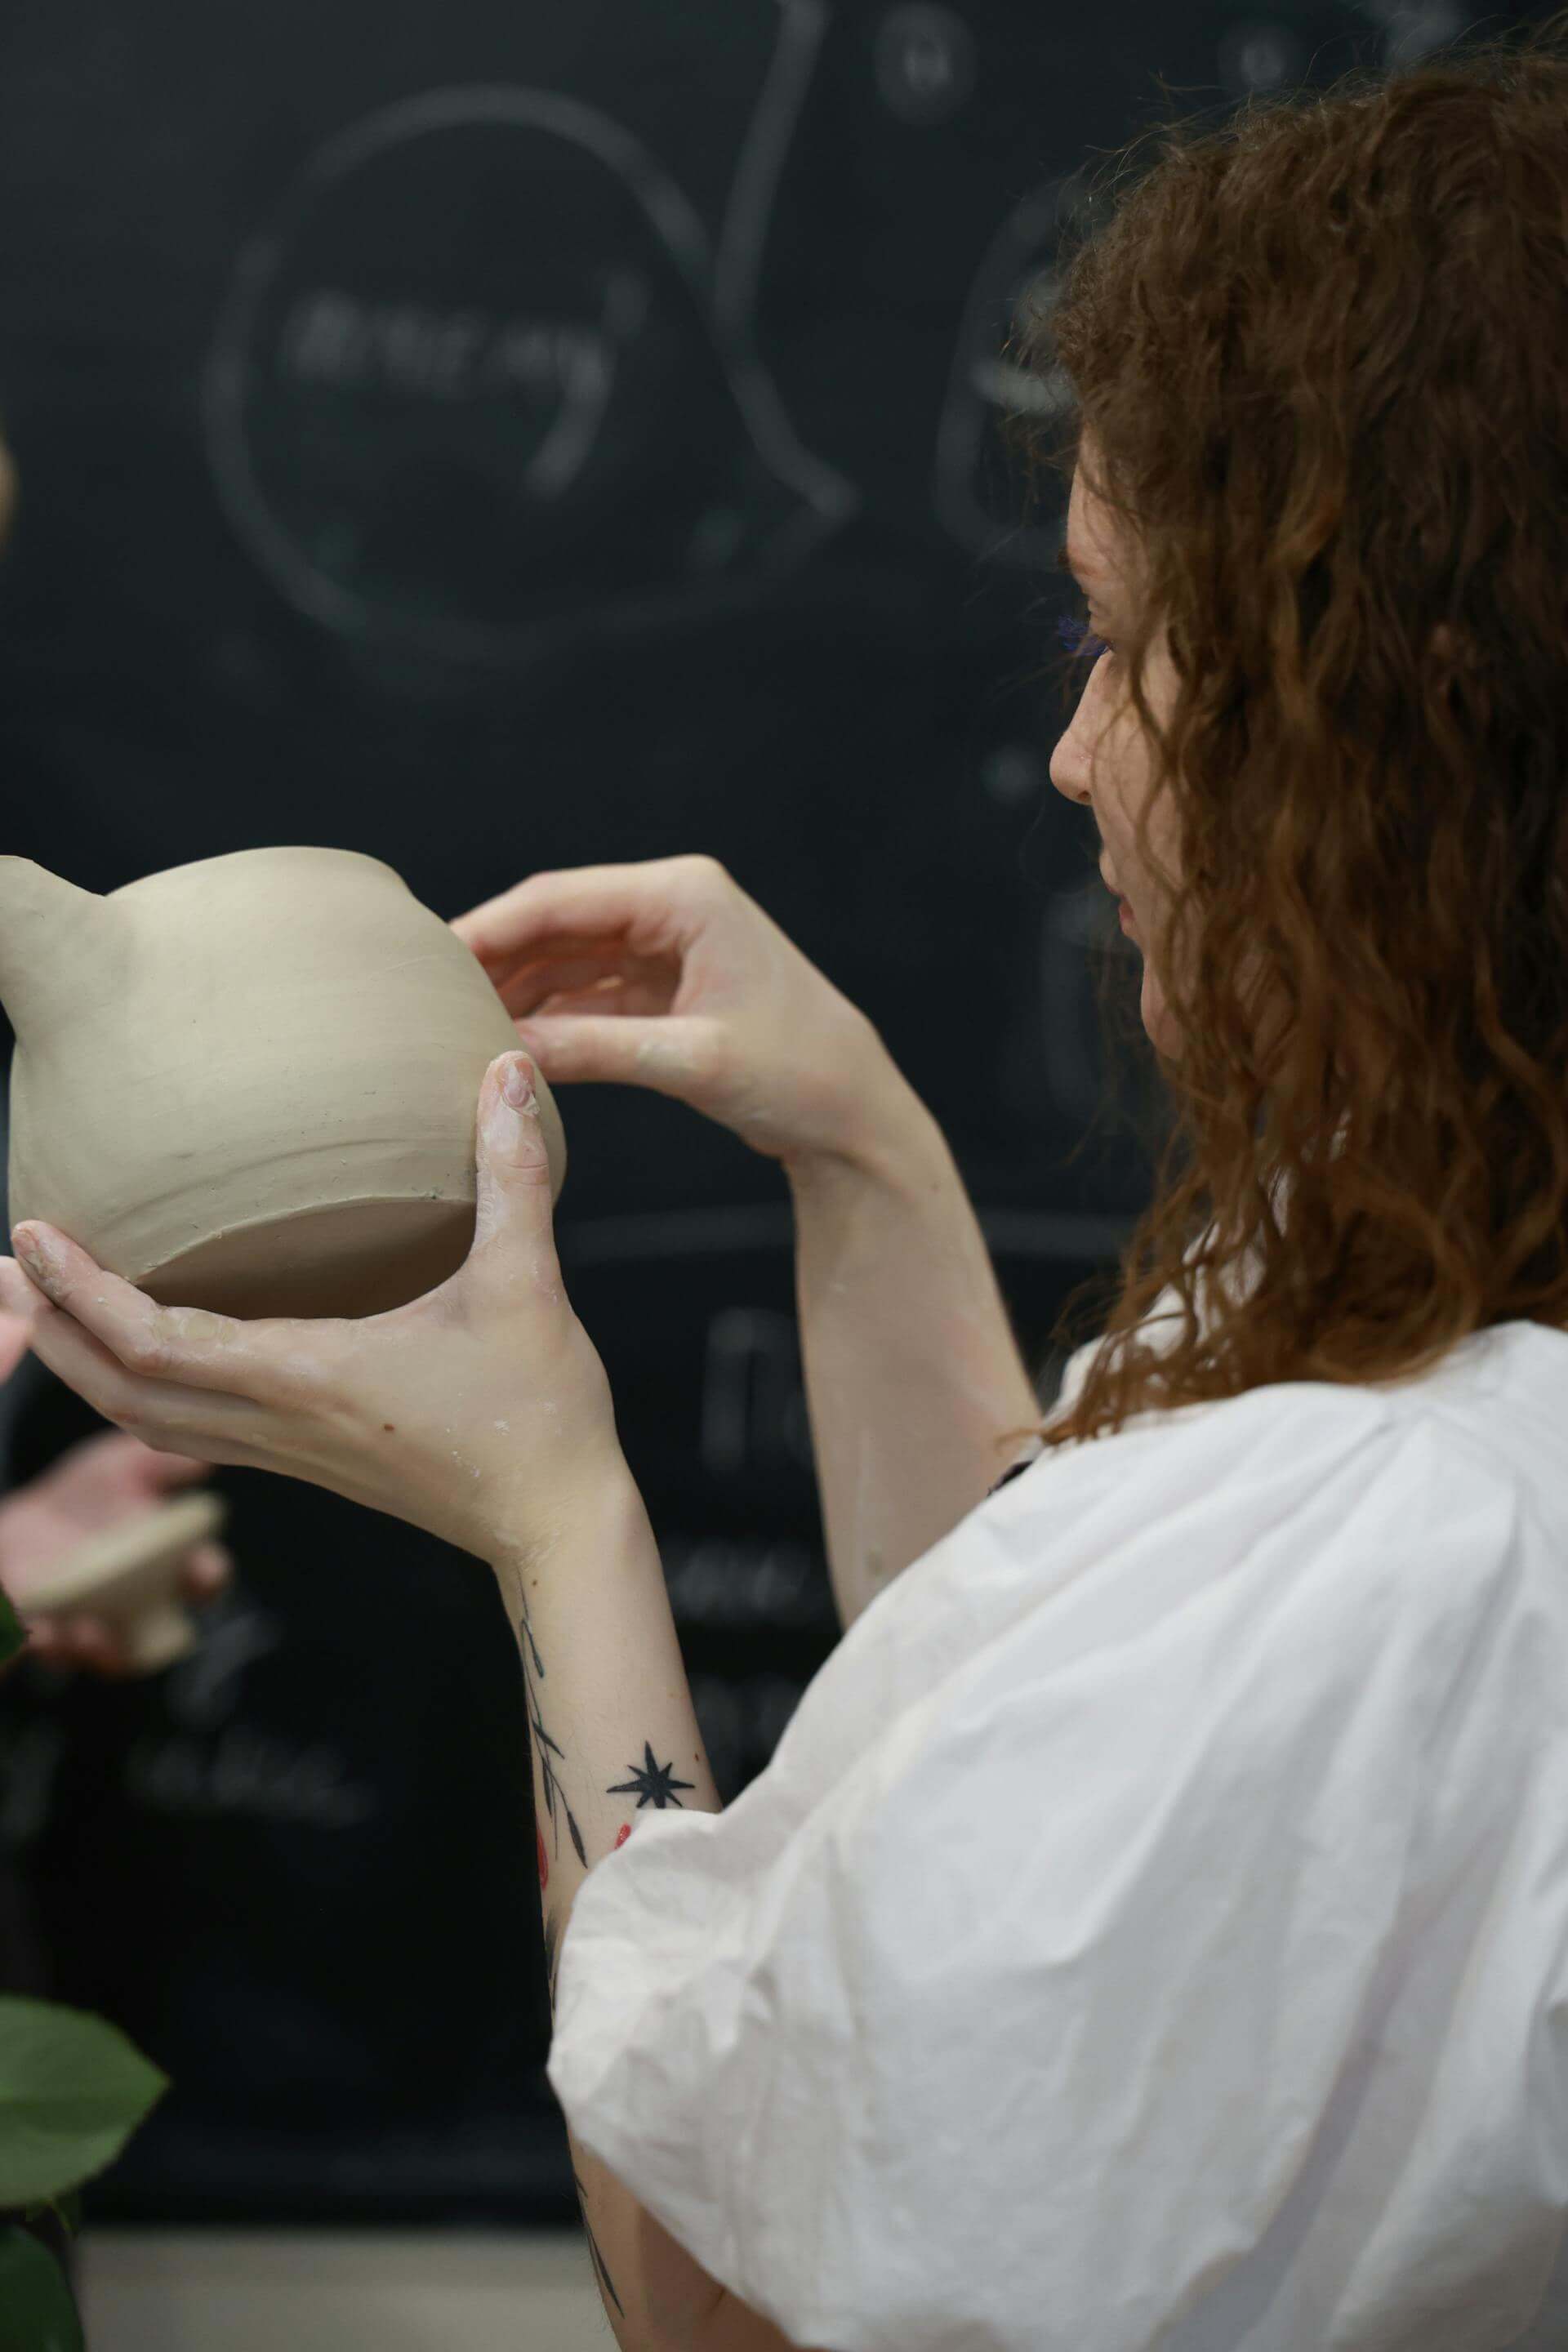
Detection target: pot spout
<box><xmin>0</xmin><ymin>859</ymin><xmax>109</xmax><ymax>1048</ymax></box>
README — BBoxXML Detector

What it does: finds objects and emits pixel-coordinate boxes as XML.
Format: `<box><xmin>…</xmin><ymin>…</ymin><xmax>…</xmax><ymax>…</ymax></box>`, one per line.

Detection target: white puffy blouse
<box><xmin>546</xmin><ymin>1289</ymin><xmax>1568</xmax><ymax>2351</ymax></box>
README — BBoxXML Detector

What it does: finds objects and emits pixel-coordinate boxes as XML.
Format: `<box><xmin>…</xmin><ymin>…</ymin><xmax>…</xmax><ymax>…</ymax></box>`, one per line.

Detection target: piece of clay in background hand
<box><xmin>15</xmin><ymin>1490</ymin><xmax>228</xmax><ymax>1674</ymax></box>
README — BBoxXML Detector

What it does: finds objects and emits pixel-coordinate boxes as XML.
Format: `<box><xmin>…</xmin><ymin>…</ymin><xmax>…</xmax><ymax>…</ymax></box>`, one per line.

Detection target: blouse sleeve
<box><xmin>546</xmin><ymin>1388</ymin><xmax>1561</xmax><ymax>2352</ymax></box>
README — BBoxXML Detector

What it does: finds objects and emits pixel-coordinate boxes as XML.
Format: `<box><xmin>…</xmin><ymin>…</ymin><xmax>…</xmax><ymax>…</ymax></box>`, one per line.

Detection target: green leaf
<box><xmin>0</xmin><ymin>1999</ymin><xmax>168</xmax><ymax>2207</ymax></box>
<box><xmin>50</xmin><ymin>2192</ymin><xmax>82</xmax><ymax>2241</ymax></box>
<box><xmin>0</xmin><ymin>2224</ymin><xmax>84</xmax><ymax>2352</ymax></box>
<box><xmin>0</xmin><ymin>1585</ymin><xmax>25</xmax><ymax>1673</ymax></box>
<box><xmin>19</xmin><ymin>2191</ymin><xmax>82</xmax><ymax>2240</ymax></box>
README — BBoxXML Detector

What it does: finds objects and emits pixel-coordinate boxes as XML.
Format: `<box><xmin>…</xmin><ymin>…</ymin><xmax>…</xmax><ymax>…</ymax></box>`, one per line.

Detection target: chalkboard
<box><xmin>0</xmin><ymin>0</ymin><xmax>1458</xmax><ymax>2226</ymax></box>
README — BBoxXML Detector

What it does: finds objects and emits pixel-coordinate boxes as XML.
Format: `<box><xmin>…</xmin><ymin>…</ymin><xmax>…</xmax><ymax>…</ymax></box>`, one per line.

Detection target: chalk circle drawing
<box><xmin>932</xmin><ymin>175</ymin><xmax>1085</xmax><ymax>563</ymax></box>
<box><xmin>1353</xmin><ymin>0</ymin><xmax>1468</xmax><ymax>69</ymax></box>
<box><xmin>933</xmin><ymin>0</ymin><xmax>1464</xmax><ymax>568</ymax></box>
<box><xmin>874</xmin><ymin>3</ymin><xmax>977</xmax><ymax>125</ymax></box>
<box><xmin>1214</xmin><ymin>20</ymin><xmax>1309</xmax><ymax>98</ymax></box>
<box><xmin>203</xmin><ymin>77</ymin><xmax>856</xmax><ymax>662</ymax></box>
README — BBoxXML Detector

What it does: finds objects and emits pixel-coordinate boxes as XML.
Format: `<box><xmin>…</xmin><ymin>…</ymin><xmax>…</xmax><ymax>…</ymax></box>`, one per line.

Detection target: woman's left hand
<box><xmin>0</xmin><ymin>1053</ymin><xmax>626</xmax><ymax>1566</ymax></box>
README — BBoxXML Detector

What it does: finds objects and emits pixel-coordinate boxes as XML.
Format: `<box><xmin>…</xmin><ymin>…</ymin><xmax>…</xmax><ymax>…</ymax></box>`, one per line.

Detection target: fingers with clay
<box><xmin>0</xmin><ymin>1231</ymin><xmax>276</xmax><ymax>1463</ymax></box>
<box><xmin>0</xmin><ymin>1425</ymin><xmax>236</xmax><ymax>1678</ymax></box>
<box><xmin>0</xmin><ymin>1052</ymin><xmax>625</xmax><ymax>1566</ymax></box>
<box><xmin>24</xmin><ymin>1540</ymin><xmax>234</xmax><ymax>1678</ymax></box>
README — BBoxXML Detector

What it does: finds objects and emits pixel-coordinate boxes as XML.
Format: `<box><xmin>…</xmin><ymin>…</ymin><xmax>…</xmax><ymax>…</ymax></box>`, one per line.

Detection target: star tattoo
<box><xmin>606</xmin><ymin>1741</ymin><xmax>697</xmax><ymax>1809</ymax></box>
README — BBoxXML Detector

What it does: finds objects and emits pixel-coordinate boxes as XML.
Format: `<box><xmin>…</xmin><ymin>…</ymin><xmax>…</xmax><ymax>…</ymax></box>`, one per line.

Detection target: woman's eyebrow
<box><xmin>1058</xmin><ymin>539</ymin><xmax>1123</xmax><ymax>623</ymax></box>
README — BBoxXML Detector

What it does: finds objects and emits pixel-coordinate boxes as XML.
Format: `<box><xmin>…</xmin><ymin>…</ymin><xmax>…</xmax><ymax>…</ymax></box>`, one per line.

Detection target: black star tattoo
<box><xmin>606</xmin><ymin>1741</ymin><xmax>697</xmax><ymax>1810</ymax></box>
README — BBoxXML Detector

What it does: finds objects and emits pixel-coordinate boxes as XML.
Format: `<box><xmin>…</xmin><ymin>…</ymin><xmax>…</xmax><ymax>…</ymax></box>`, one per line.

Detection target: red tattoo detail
<box><xmin>614</xmin><ymin>1823</ymin><xmax>631</xmax><ymax>1849</ymax></box>
<box><xmin>537</xmin><ymin>1822</ymin><xmax>549</xmax><ymax>1892</ymax></box>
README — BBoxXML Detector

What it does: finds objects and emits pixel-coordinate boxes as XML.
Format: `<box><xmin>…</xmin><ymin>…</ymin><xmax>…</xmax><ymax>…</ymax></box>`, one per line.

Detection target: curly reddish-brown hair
<box><xmin>1000</xmin><ymin>11</ymin><xmax>1568</xmax><ymax>1457</ymax></box>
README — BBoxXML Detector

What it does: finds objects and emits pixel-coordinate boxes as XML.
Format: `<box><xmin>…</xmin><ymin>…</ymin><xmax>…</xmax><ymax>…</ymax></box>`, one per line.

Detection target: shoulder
<box><xmin>960</xmin><ymin>1372</ymin><xmax>1557</xmax><ymax>1755</ymax></box>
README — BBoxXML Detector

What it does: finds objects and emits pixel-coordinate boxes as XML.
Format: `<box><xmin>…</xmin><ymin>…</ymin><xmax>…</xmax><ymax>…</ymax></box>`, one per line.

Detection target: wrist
<box><xmin>781</xmin><ymin>1046</ymin><xmax>947</xmax><ymax>1199</ymax></box>
<box><xmin>785</xmin><ymin>1096</ymin><xmax>951</xmax><ymax>1210</ymax></box>
<box><xmin>483</xmin><ymin>1450</ymin><xmax>648</xmax><ymax>1584</ymax></box>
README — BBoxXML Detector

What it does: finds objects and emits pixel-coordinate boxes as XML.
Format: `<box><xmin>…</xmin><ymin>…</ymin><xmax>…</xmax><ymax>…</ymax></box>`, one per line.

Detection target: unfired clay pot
<box><xmin>0</xmin><ymin>848</ymin><xmax>567</xmax><ymax>1318</ymax></box>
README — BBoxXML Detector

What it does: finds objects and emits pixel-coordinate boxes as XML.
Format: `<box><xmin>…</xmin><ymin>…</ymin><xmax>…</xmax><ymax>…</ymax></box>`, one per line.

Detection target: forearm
<box><xmin>489</xmin><ymin>1472</ymin><xmax>730</xmax><ymax>2352</ymax></box>
<box><xmin>786</xmin><ymin>1070</ymin><xmax>1044</xmax><ymax>1633</ymax></box>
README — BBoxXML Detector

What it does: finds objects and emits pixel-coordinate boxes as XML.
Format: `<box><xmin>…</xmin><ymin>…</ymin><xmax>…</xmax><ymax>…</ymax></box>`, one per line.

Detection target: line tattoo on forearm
<box><xmin>519</xmin><ymin>1597</ymin><xmax>700</xmax><ymax>2335</ymax></box>
<box><xmin>573</xmin><ymin>2168</ymin><xmax>626</xmax><ymax>2319</ymax></box>
<box><xmin>518</xmin><ymin>1588</ymin><xmax>588</xmax><ymax>1869</ymax></box>
<box><xmin>542</xmin><ymin>1908</ymin><xmax>563</xmax><ymax>2016</ymax></box>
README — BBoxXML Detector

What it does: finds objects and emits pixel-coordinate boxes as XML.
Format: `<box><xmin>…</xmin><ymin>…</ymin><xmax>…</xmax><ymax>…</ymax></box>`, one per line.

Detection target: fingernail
<box><xmin>11</xmin><ymin>1227</ymin><xmax>56</xmax><ymax>1290</ymax></box>
<box><xmin>502</xmin><ymin>1057</ymin><xmax>537</xmax><ymax>1114</ymax></box>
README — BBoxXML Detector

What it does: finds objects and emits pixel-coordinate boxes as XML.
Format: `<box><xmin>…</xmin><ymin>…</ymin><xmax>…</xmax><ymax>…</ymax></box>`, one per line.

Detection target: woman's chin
<box><xmin>1140</xmin><ymin>968</ymin><xmax>1183</xmax><ymax>1059</ymax></box>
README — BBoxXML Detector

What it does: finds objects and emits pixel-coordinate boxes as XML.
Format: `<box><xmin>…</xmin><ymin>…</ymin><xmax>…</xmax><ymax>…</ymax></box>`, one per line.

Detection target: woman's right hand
<box><xmin>451</xmin><ymin>854</ymin><xmax>906</xmax><ymax>1173</ymax></box>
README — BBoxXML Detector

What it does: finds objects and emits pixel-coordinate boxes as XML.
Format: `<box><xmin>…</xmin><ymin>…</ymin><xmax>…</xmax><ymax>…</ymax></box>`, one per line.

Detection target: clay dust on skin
<box><xmin>634</xmin><ymin>1036</ymin><xmax>702</xmax><ymax>1080</ymax></box>
<box><xmin>152</xmin><ymin>1303</ymin><xmax>233</xmax><ymax>1351</ymax></box>
<box><xmin>448</xmin><ymin>1395</ymin><xmax>561</xmax><ymax>1486</ymax></box>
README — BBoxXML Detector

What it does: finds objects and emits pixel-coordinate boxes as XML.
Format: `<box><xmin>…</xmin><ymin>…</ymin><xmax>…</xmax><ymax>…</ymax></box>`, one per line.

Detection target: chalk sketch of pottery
<box><xmin>0</xmin><ymin>848</ymin><xmax>567</xmax><ymax>1319</ymax></box>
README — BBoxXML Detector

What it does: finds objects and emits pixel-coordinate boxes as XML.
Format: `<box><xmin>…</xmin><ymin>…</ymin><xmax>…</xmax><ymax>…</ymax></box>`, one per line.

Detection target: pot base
<box><xmin>132</xmin><ymin>1193</ymin><xmax>479</xmax><ymax>1321</ymax></box>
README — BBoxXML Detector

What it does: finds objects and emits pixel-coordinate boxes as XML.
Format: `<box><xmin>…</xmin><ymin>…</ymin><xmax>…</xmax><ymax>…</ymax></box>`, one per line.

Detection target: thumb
<box><xmin>471</xmin><ymin>1052</ymin><xmax>559</xmax><ymax>1268</ymax></box>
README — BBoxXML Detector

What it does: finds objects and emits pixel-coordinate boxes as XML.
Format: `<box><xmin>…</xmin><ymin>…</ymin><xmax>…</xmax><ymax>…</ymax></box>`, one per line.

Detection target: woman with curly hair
<box><xmin>4</xmin><ymin>14</ymin><xmax>1567</xmax><ymax>2352</ymax></box>
<box><xmin>1022</xmin><ymin>36</ymin><xmax>1568</xmax><ymax>1454</ymax></box>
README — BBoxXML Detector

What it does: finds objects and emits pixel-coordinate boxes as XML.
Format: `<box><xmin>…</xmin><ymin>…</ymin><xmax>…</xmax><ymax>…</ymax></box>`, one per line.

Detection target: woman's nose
<box><xmin>1048</xmin><ymin>727</ymin><xmax>1095</xmax><ymax>808</ymax></box>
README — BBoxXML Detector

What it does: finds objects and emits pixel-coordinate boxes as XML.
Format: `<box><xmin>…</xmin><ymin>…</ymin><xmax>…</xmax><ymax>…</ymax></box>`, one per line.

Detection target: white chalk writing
<box><xmin>126</xmin><ymin>1727</ymin><xmax>378</xmax><ymax>1830</ymax></box>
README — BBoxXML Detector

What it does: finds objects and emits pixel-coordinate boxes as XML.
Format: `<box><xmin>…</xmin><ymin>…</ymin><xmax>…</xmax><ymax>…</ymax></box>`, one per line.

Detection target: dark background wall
<box><xmin>0</xmin><ymin>0</ymin><xmax>1507</xmax><ymax>2225</ymax></box>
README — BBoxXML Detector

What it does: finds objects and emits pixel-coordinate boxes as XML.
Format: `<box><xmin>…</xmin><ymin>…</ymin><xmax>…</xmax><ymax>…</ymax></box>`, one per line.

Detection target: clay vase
<box><xmin>0</xmin><ymin>848</ymin><xmax>567</xmax><ymax>1318</ymax></box>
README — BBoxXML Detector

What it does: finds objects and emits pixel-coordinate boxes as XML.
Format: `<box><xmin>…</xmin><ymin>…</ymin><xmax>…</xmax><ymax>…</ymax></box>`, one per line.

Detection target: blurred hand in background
<box><xmin>0</xmin><ymin>1309</ymin><xmax>232</xmax><ymax>1676</ymax></box>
